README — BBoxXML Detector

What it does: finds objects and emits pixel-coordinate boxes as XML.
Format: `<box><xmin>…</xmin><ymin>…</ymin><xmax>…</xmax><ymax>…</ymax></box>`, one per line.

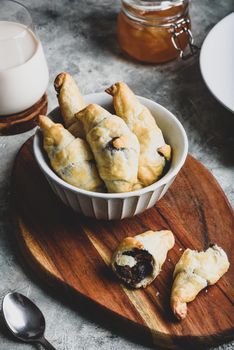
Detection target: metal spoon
<box><xmin>2</xmin><ymin>292</ymin><xmax>56</xmax><ymax>349</ymax></box>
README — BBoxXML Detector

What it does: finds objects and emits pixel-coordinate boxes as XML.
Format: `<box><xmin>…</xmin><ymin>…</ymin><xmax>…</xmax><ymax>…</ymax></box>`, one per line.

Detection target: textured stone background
<box><xmin>0</xmin><ymin>0</ymin><xmax>233</xmax><ymax>349</ymax></box>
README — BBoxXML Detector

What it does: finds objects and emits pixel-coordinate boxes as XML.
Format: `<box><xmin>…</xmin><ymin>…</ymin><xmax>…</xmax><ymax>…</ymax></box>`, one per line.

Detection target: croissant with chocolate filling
<box><xmin>106</xmin><ymin>82</ymin><xmax>171</xmax><ymax>186</ymax></box>
<box><xmin>171</xmin><ymin>245</ymin><xmax>230</xmax><ymax>320</ymax></box>
<box><xmin>112</xmin><ymin>230</ymin><xmax>175</xmax><ymax>288</ymax></box>
<box><xmin>39</xmin><ymin>115</ymin><xmax>104</xmax><ymax>192</ymax></box>
<box><xmin>75</xmin><ymin>104</ymin><xmax>140</xmax><ymax>193</ymax></box>
<box><xmin>54</xmin><ymin>72</ymin><xmax>86</xmax><ymax>137</ymax></box>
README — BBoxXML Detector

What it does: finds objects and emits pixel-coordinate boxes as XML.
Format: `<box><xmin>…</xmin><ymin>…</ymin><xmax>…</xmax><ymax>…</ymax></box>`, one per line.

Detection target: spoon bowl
<box><xmin>2</xmin><ymin>292</ymin><xmax>56</xmax><ymax>349</ymax></box>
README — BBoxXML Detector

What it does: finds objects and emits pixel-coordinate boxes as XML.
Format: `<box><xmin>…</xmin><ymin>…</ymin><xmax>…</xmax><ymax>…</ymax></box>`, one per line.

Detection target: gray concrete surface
<box><xmin>0</xmin><ymin>0</ymin><xmax>233</xmax><ymax>349</ymax></box>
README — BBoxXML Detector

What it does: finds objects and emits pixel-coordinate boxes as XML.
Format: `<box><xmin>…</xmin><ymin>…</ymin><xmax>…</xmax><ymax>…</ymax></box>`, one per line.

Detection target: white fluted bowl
<box><xmin>33</xmin><ymin>92</ymin><xmax>188</xmax><ymax>220</ymax></box>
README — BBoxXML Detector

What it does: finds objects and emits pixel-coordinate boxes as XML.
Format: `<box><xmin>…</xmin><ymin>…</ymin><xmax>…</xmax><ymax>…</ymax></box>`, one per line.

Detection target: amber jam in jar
<box><xmin>117</xmin><ymin>0</ymin><xmax>192</xmax><ymax>63</ymax></box>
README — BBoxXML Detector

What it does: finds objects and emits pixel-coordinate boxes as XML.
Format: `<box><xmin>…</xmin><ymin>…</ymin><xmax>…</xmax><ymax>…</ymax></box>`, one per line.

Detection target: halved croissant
<box><xmin>39</xmin><ymin>115</ymin><xmax>104</xmax><ymax>192</ymax></box>
<box><xmin>171</xmin><ymin>245</ymin><xmax>230</xmax><ymax>320</ymax></box>
<box><xmin>106</xmin><ymin>82</ymin><xmax>171</xmax><ymax>186</ymax></box>
<box><xmin>54</xmin><ymin>72</ymin><xmax>86</xmax><ymax>137</ymax></box>
<box><xmin>112</xmin><ymin>230</ymin><xmax>175</xmax><ymax>288</ymax></box>
<box><xmin>75</xmin><ymin>104</ymin><xmax>140</xmax><ymax>193</ymax></box>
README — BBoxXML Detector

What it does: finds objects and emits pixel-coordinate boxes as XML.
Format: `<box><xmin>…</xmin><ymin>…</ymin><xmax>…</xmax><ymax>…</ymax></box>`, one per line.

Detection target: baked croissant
<box><xmin>54</xmin><ymin>72</ymin><xmax>86</xmax><ymax>137</ymax></box>
<box><xmin>171</xmin><ymin>245</ymin><xmax>230</xmax><ymax>320</ymax></box>
<box><xmin>75</xmin><ymin>104</ymin><xmax>140</xmax><ymax>193</ymax></box>
<box><xmin>106</xmin><ymin>82</ymin><xmax>171</xmax><ymax>186</ymax></box>
<box><xmin>39</xmin><ymin>115</ymin><xmax>104</xmax><ymax>192</ymax></box>
<box><xmin>112</xmin><ymin>230</ymin><xmax>175</xmax><ymax>288</ymax></box>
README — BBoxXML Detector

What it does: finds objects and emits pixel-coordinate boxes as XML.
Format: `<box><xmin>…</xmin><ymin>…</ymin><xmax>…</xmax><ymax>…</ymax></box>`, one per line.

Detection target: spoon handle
<box><xmin>39</xmin><ymin>336</ymin><xmax>57</xmax><ymax>350</ymax></box>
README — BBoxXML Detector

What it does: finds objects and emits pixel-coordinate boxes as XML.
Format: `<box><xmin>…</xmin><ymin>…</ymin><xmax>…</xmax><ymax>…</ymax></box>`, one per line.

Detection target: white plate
<box><xmin>200</xmin><ymin>13</ymin><xmax>234</xmax><ymax>112</ymax></box>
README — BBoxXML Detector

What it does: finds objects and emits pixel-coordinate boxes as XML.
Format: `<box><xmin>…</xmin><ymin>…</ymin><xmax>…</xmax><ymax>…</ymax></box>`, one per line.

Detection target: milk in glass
<box><xmin>0</xmin><ymin>21</ymin><xmax>49</xmax><ymax>115</ymax></box>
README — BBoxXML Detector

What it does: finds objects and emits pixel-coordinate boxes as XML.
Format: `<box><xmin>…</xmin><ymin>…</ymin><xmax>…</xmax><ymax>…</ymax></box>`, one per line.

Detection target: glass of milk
<box><xmin>0</xmin><ymin>0</ymin><xmax>49</xmax><ymax>115</ymax></box>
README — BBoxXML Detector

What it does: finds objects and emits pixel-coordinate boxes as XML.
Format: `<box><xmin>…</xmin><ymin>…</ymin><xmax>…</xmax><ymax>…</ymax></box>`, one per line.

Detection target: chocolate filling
<box><xmin>115</xmin><ymin>248</ymin><xmax>153</xmax><ymax>286</ymax></box>
<box><xmin>157</xmin><ymin>148</ymin><xmax>172</xmax><ymax>178</ymax></box>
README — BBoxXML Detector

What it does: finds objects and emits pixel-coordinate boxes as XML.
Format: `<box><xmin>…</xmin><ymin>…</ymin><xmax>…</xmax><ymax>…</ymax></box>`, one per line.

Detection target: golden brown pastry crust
<box><xmin>76</xmin><ymin>104</ymin><xmax>140</xmax><ymax>193</ymax></box>
<box><xmin>171</xmin><ymin>245</ymin><xmax>230</xmax><ymax>320</ymax></box>
<box><xmin>112</xmin><ymin>230</ymin><xmax>175</xmax><ymax>288</ymax></box>
<box><xmin>54</xmin><ymin>72</ymin><xmax>86</xmax><ymax>137</ymax></box>
<box><xmin>106</xmin><ymin>82</ymin><xmax>171</xmax><ymax>186</ymax></box>
<box><xmin>39</xmin><ymin>115</ymin><xmax>104</xmax><ymax>192</ymax></box>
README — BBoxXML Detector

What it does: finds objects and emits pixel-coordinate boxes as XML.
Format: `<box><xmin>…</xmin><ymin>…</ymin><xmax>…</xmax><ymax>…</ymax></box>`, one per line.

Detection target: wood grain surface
<box><xmin>0</xmin><ymin>94</ymin><xmax>47</xmax><ymax>135</ymax></box>
<box><xmin>12</xmin><ymin>137</ymin><xmax>234</xmax><ymax>349</ymax></box>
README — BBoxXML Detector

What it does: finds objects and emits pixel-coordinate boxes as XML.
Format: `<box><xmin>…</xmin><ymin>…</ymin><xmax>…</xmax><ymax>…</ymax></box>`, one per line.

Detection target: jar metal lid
<box><xmin>122</xmin><ymin>0</ymin><xmax>189</xmax><ymax>12</ymax></box>
<box><xmin>121</xmin><ymin>0</ymin><xmax>189</xmax><ymax>26</ymax></box>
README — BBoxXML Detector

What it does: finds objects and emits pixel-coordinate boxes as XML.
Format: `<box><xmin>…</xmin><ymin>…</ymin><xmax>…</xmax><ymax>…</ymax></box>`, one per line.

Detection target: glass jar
<box><xmin>117</xmin><ymin>0</ymin><xmax>197</xmax><ymax>63</ymax></box>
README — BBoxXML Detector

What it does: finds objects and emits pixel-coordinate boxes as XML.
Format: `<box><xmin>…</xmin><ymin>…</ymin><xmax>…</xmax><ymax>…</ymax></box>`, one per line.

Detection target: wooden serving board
<box><xmin>12</xmin><ymin>138</ymin><xmax>234</xmax><ymax>349</ymax></box>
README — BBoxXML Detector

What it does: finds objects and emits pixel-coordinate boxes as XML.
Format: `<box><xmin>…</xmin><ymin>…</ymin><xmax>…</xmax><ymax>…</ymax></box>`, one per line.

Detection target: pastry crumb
<box><xmin>179</xmin><ymin>248</ymin><xmax>183</xmax><ymax>251</ymax></box>
<box><xmin>168</xmin><ymin>258</ymin><xmax>171</xmax><ymax>262</ymax></box>
<box><xmin>205</xmin><ymin>289</ymin><xmax>208</xmax><ymax>293</ymax></box>
<box><xmin>156</xmin><ymin>292</ymin><xmax>160</xmax><ymax>297</ymax></box>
